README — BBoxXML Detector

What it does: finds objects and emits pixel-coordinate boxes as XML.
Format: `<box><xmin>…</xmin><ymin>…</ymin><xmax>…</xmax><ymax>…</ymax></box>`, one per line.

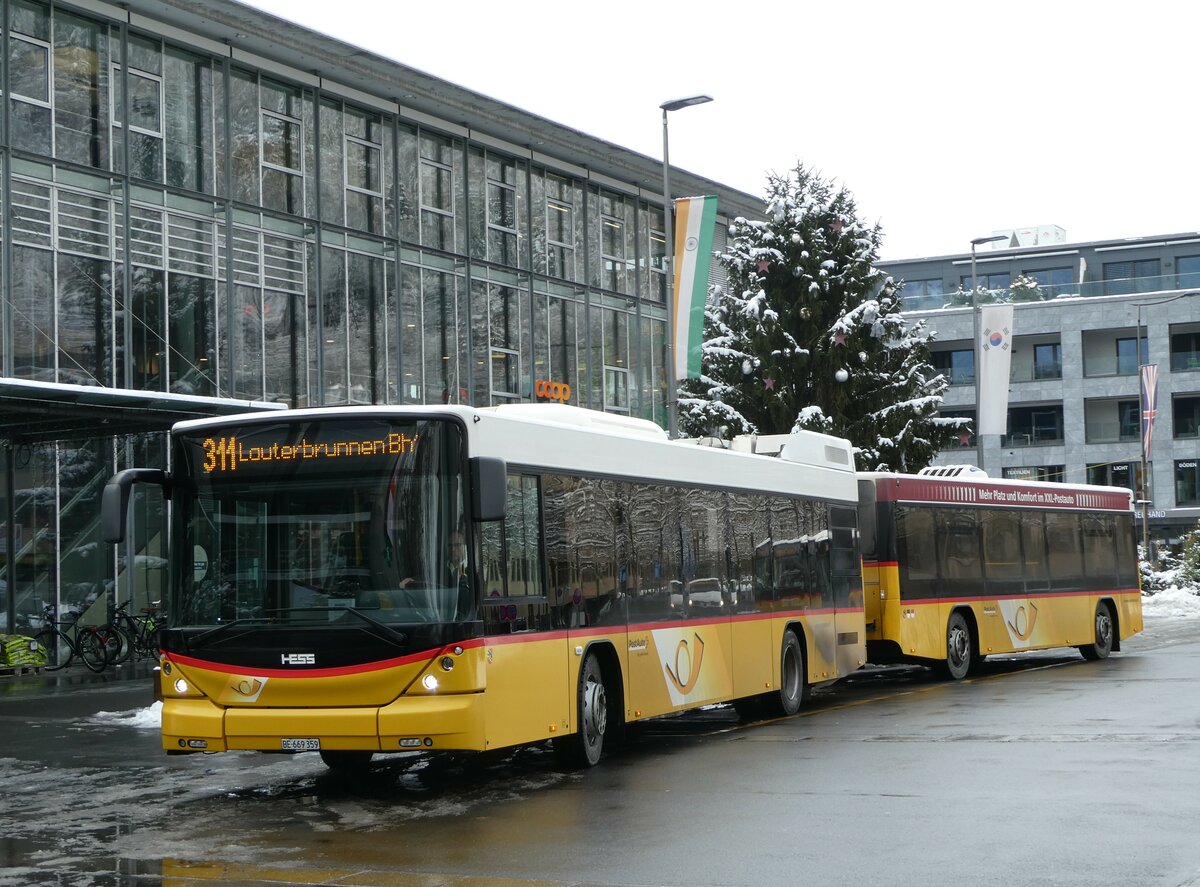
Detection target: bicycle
<box><xmin>103</xmin><ymin>600</ymin><xmax>162</xmax><ymax>665</ymax></box>
<box><xmin>31</xmin><ymin>605</ymin><xmax>111</xmax><ymax>673</ymax></box>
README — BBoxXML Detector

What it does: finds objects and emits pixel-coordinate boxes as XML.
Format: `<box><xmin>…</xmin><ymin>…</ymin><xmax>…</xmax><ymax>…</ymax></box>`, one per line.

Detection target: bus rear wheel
<box><xmin>939</xmin><ymin>611</ymin><xmax>974</xmax><ymax>680</ymax></box>
<box><xmin>765</xmin><ymin>631</ymin><xmax>806</xmax><ymax>717</ymax></box>
<box><xmin>1079</xmin><ymin>602</ymin><xmax>1114</xmax><ymax>661</ymax></box>
<box><xmin>554</xmin><ymin>652</ymin><xmax>608</xmax><ymax>768</ymax></box>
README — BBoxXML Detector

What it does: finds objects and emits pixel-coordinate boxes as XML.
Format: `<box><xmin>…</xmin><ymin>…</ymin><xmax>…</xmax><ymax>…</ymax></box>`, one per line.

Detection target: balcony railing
<box><xmin>1084</xmin><ymin>421</ymin><xmax>1141</xmax><ymax>444</ymax></box>
<box><xmin>1002</xmin><ymin>430</ymin><xmax>1065</xmax><ymax>447</ymax></box>
<box><xmin>1172</xmin><ymin>351</ymin><xmax>1200</xmax><ymax>371</ymax></box>
<box><xmin>919</xmin><ymin>271</ymin><xmax>1200</xmax><ymax>308</ymax></box>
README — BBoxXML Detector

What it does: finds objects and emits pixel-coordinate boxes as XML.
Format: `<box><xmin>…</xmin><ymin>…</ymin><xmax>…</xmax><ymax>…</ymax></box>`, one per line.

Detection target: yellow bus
<box><xmin>103</xmin><ymin>404</ymin><xmax>865</xmax><ymax>769</ymax></box>
<box><xmin>857</xmin><ymin>469</ymin><xmax>1143</xmax><ymax>679</ymax></box>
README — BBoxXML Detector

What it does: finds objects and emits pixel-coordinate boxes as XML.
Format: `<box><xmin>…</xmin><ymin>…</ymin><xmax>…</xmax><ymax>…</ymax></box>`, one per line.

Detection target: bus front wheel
<box><xmin>939</xmin><ymin>611</ymin><xmax>974</xmax><ymax>680</ymax></box>
<box><xmin>555</xmin><ymin>652</ymin><xmax>608</xmax><ymax>768</ymax></box>
<box><xmin>1079</xmin><ymin>602</ymin><xmax>1114</xmax><ymax>661</ymax></box>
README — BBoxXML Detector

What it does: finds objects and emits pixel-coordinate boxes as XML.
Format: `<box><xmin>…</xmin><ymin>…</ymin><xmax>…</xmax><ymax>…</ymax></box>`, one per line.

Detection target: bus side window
<box><xmin>896</xmin><ymin>505</ymin><xmax>937</xmax><ymax>598</ymax></box>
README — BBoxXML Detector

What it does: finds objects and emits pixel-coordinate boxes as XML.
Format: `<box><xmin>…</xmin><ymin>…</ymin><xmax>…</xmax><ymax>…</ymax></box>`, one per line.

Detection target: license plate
<box><xmin>281</xmin><ymin>738</ymin><xmax>320</xmax><ymax>751</ymax></box>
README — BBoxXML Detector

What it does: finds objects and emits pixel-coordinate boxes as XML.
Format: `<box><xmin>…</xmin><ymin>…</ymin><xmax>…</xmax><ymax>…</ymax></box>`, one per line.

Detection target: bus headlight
<box><xmin>421</xmin><ymin>674</ymin><xmax>438</xmax><ymax>691</ymax></box>
<box><xmin>173</xmin><ymin>678</ymin><xmax>190</xmax><ymax>695</ymax></box>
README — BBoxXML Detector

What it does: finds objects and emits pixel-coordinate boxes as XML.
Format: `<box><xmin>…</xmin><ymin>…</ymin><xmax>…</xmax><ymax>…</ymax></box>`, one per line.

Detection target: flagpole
<box><xmin>969</xmin><ymin>235</ymin><xmax>1007</xmax><ymax>474</ymax></box>
<box><xmin>659</xmin><ymin>95</ymin><xmax>712</xmax><ymax>440</ymax></box>
<box><xmin>1132</xmin><ymin>290</ymin><xmax>1198</xmax><ymax>569</ymax></box>
<box><xmin>1137</xmin><ymin>303</ymin><xmax>1151</xmax><ymax>568</ymax></box>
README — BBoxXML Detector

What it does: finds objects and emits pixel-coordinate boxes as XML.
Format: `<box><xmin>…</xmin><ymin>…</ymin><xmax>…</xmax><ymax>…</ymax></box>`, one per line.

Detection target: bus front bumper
<box><xmin>161</xmin><ymin>693</ymin><xmax>486</xmax><ymax>754</ymax></box>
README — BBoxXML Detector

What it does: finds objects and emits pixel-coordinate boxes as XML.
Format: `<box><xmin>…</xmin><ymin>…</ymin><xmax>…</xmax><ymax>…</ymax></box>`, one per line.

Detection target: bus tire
<box><xmin>765</xmin><ymin>631</ymin><xmax>806</xmax><ymax>717</ymax></box>
<box><xmin>1079</xmin><ymin>601</ymin><xmax>1114</xmax><ymax>661</ymax></box>
<box><xmin>555</xmin><ymin>652</ymin><xmax>608</xmax><ymax>768</ymax></box>
<box><xmin>939</xmin><ymin>611</ymin><xmax>974</xmax><ymax>681</ymax></box>
<box><xmin>319</xmin><ymin>750</ymin><xmax>374</xmax><ymax>771</ymax></box>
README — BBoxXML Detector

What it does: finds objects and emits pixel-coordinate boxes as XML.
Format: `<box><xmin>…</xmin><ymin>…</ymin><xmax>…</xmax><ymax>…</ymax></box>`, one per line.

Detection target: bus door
<box><xmin>830</xmin><ymin>505</ymin><xmax>866</xmax><ymax>678</ymax></box>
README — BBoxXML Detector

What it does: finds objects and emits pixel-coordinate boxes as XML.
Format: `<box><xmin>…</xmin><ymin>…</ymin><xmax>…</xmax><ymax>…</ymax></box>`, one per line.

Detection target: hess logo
<box><xmin>281</xmin><ymin>653</ymin><xmax>315</xmax><ymax>665</ymax></box>
<box><xmin>534</xmin><ymin>379</ymin><xmax>572</xmax><ymax>403</ymax></box>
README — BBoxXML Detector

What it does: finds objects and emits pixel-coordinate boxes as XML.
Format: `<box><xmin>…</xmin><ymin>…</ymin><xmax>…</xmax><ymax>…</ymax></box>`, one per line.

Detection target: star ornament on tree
<box><xmin>833</xmin><ymin>332</ymin><xmax>847</xmax><ymax>346</ymax></box>
<box><xmin>829</xmin><ymin>219</ymin><xmax>843</xmax><ymax>235</ymax></box>
<box><xmin>763</xmin><ymin>375</ymin><xmax>775</xmax><ymax>391</ymax></box>
<box><xmin>756</xmin><ymin>258</ymin><xmax>771</xmax><ymax>273</ymax></box>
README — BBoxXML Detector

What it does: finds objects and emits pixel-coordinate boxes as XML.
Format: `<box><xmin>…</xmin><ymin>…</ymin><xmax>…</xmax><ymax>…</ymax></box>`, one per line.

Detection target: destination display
<box><xmin>200</xmin><ymin>431</ymin><xmax>420</xmax><ymax>474</ymax></box>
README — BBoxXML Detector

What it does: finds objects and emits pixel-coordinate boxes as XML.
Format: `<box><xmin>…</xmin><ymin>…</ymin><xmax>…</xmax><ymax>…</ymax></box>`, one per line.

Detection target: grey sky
<box><xmin>240</xmin><ymin>0</ymin><xmax>1198</xmax><ymax>260</ymax></box>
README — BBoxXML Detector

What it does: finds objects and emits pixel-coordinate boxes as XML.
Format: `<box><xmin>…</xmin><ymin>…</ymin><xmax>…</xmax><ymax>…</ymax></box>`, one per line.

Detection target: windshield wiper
<box><xmin>186</xmin><ymin>617</ymin><xmax>267</xmax><ymax>650</ymax></box>
<box><xmin>263</xmin><ymin>606</ymin><xmax>408</xmax><ymax>645</ymax></box>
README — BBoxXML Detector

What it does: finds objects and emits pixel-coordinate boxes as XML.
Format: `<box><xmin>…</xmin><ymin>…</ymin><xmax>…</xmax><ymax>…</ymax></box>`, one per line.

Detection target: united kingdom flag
<box><xmin>1141</xmin><ymin>363</ymin><xmax>1159</xmax><ymax>458</ymax></box>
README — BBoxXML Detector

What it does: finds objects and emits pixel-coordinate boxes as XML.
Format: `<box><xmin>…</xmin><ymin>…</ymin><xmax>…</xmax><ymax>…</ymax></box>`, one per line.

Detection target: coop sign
<box><xmin>201</xmin><ymin>433</ymin><xmax>419</xmax><ymax>474</ymax></box>
<box><xmin>534</xmin><ymin>379</ymin><xmax>572</xmax><ymax>403</ymax></box>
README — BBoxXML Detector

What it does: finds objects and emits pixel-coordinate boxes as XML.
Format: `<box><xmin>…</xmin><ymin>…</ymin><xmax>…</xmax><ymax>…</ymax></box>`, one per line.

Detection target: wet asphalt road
<box><xmin>2</xmin><ymin>616</ymin><xmax>1199</xmax><ymax>887</ymax></box>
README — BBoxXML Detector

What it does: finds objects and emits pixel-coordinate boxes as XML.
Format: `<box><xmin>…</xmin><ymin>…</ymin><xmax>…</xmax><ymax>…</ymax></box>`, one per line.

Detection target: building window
<box><xmin>603</xmin><ymin>307</ymin><xmax>631</xmax><ymax>412</ymax></box>
<box><xmin>112</xmin><ymin>33</ymin><xmax>164</xmax><ymax>182</ymax></box>
<box><xmin>644</xmin><ymin>205</ymin><xmax>667</xmax><ymax>303</ymax></box>
<box><xmin>540</xmin><ymin>173</ymin><xmax>579</xmax><ymax>282</ymax></box>
<box><xmin>1176</xmin><ymin>256</ymin><xmax>1200</xmax><ymax>291</ymax></box>
<box><xmin>900</xmin><ymin>279</ymin><xmax>945</xmax><ymax>312</ymax></box>
<box><xmin>959</xmin><ymin>271</ymin><xmax>1010</xmax><ymax>294</ymax></box>
<box><xmin>1115</xmin><ymin>336</ymin><xmax>1147</xmax><ymax>376</ymax></box>
<box><xmin>1170</xmin><ymin>328</ymin><xmax>1200</xmax><ymax>371</ymax></box>
<box><xmin>1084</xmin><ymin>398</ymin><xmax>1139</xmax><ymax>444</ymax></box>
<box><xmin>1002</xmin><ymin>465</ymin><xmax>1065</xmax><ymax>483</ymax></box>
<box><xmin>259</xmin><ymin>80</ymin><xmax>305</xmax><ymax>215</ymax></box>
<box><xmin>931</xmin><ymin>349</ymin><xmax>974</xmax><ymax>385</ymax></box>
<box><xmin>1103</xmin><ymin>259</ymin><xmax>1160</xmax><ymax>295</ymax></box>
<box><xmin>1174</xmin><ymin>395</ymin><xmax>1200</xmax><ymax>438</ymax></box>
<box><xmin>1006</xmin><ymin>405</ymin><xmax>1064</xmax><ymax>446</ymax></box>
<box><xmin>599</xmin><ymin>193</ymin><xmax>627</xmax><ymax>292</ymax></box>
<box><xmin>1033</xmin><ymin>342</ymin><xmax>1062</xmax><ymax>380</ymax></box>
<box><xmin>7</xmin><ymin>3</ymin><xmax>110</xmax><ymax>167</ymax></box>
<box><xmin>419</xmin><ymin>132</ymin><xmax>457</xmax><ymax>251</ymax></box>
<box><xmin>1177</xmin><ymin>460</ymin><xmax>1199</xmax><ymax>506</ymax></box>
<box><xmin>344</xmin><ymin>106</ymin><xmax>387</xmax><ymax>234</ymax></box>
<box><xmin>1087</xmin><ymin>461</ymin><xmax>1147</xmax><ymax>497</ymax></box>
<box><xmin>1022</xmin><ymin>267</ymin><xmax>1073</xmax><ymax>297</ymax></box>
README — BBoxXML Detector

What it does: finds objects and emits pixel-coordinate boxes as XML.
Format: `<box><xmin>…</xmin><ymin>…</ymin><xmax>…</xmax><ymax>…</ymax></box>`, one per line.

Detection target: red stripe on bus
<box><xmin>165</xmin><ymin>637</ymin><xmax>487</xmax><ymax>678</ymax></box>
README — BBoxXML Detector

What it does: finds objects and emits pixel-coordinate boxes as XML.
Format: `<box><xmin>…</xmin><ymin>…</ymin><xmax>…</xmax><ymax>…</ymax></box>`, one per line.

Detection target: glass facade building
<box><xmin>0</xmin><ymin>0</ymin><xmax>754</xmax><ymax>634</ymax></box>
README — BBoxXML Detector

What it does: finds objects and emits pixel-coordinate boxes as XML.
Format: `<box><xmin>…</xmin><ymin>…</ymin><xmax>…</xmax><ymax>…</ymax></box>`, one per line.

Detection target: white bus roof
<box><xmin>172</xmin><ymin>404</ymin><xmax>858</xmax><ymax>503</ymax></box>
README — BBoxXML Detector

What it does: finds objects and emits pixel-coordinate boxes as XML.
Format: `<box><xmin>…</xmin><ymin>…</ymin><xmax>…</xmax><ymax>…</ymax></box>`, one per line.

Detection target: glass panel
<box><xmin>228</xmin><ymin>70</ymin><xmax>259</xmax><ymax>204</ymax></box>
<box><xmin>56</xmin><ymin>253</ymin><xmax>112</xmax><ymax>386</ymax></box>
<box><xmin>9</xmin><ymin>35</ymin><xmax>49</xmax><ymax>101</ymax></box>
<box><xmin>11</xmin><ymin>245</ymin><xmax>54</xmax><ymax>379</ymax></box>
<box><xmin>53</xmin><ymin>11</ymin><xmax>108</xmax><ymax>169</ymax></box>
<box><xmin>163</xmin><ymin>48</ymin><xmax>213</xmax><ymax>193</ymax></box>
<box><xmin>232</xmin><ymin>284</ymin><xmax>263</xmax><ymax>399</ymax></box>
<box><xmin>347</xmin><ymin>251</ymin><xmax>383</xmax><ymax>403</ymax></box>
<box><xmin>168</xmin><ymin>273</ymin><xmax>215</xmax><ymax>396</ymax></box>
<box><xmin>319</xmin><ymin>98</ymin><xmax>344</xmax><ymax>225</ymax></box>
<box><xmin>320</xmin><ymin>247</ymin><xmax>347</xmax><ymax>403</ymax></box>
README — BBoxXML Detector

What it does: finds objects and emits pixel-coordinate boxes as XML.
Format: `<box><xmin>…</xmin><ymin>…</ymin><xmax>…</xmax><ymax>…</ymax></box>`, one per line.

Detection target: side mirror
<box><xmin>470</xmin><ymin>457</ymin><xmax>506</xmax><ymax>522</ymax></box>
<box><xmin>102</xmin><ymin>469</ymin><xmax>168</xmax><ymax>544</ymax></box>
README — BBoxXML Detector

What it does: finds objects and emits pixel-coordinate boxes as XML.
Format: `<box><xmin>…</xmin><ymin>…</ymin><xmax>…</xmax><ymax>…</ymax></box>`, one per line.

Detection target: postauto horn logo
<box><xmin>534</xmin><ymin>379</ymin><xmax>572</xmax><ymax>403</ymax></box>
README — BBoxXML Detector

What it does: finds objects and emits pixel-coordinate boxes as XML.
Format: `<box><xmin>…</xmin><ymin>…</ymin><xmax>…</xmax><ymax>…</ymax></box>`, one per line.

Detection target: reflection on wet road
<box><xmin>0</xmin><ymin>620</ymin><xmax>1197</xmax><ymax>886</ymax></box>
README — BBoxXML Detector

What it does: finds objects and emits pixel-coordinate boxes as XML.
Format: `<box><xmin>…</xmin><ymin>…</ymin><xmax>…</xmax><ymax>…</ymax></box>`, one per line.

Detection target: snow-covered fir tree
<box><xmin>678</xmin><ymin>164</ymin><xmax>964</xmax><ymax>471</ymax></box>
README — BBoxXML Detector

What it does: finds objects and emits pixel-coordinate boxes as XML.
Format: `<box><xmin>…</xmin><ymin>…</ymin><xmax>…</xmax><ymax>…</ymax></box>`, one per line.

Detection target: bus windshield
<box><xmin>171</xmin><ymin>416</ymin><xmax>469</xmax><ymax>630</ymax></box>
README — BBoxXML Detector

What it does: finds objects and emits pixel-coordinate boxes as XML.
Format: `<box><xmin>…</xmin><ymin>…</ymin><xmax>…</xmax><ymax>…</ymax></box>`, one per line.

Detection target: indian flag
<box><xmin>672</xmin><ymin>195</ymin><xmax>718</xmax><ymax>381</ymax></box>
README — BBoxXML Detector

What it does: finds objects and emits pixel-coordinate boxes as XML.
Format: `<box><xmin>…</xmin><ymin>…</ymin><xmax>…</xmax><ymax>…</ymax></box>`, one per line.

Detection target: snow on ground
<box><xmin>89</xmin><ymin>699</ymin><xmax>162</xmax><ymax>729</ymax></box>
<box><xmin>1142</xmin><ymin>585</ymin><xmax>1200</xmax><ymax>620</ymax></box>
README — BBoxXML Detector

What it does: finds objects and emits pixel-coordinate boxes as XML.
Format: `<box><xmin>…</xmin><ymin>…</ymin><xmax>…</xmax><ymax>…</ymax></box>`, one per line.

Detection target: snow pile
<box><xmin>1142</xmin><ymin>585</ymin><xmax>1200</xmax><ymax>620</ymax></box>
<box><xmin>89</xmin><ymin>700</ymin><xmax>162</xmax><ymax>729</ymax></box>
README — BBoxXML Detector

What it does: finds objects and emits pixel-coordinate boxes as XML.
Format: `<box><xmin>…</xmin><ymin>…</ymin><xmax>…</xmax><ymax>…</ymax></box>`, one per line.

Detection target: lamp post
<box><xmin>970</xmin><ymin>234</ymin><xmax>1008</xmax><ymax>474</ymax></box>
<box><xmin>660</xmin><ymin>94</ymin><xmax>712</xmax><ymax>439</ymax></box>
<box><xmin>1131</xmin><ymin>290</ymin><xmax>1199</xmax><ymax>568</ymax></box>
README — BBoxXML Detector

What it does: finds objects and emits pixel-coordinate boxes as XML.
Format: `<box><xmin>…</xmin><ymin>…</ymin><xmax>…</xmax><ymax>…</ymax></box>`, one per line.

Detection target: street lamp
<box><xmin>970</xmin><ymin>234</ymin><xmax>1008</xmax><ymax>474</ymax></box>
<box><xmin>1132</xmin><ymin>290</ymin><xmax>1199</xmax><ymax>567</ymax></box>
<box><xmin>660</xmin><ymin>94</ymin><xmax>712</xmax><ymax>439</ymax></box>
